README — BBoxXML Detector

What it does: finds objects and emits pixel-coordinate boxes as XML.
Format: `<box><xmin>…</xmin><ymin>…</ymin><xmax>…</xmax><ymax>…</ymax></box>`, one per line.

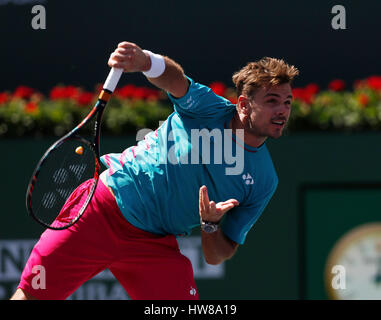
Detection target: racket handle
<box><xmin>103</xmin><ymin>67</ymin><xmax>123</xmax><ymax>92</ymax></box>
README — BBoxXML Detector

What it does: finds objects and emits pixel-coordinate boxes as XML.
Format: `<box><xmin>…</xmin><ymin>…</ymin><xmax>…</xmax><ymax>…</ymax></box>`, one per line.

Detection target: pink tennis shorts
<box><xmin>18</xmin><ymin>179</ymin><xmax>199</xmax><ymax>300</ymax></box>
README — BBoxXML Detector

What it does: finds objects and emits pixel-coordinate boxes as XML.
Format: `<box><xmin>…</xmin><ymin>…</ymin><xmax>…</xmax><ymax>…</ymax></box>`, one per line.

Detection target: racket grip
<box><xmin>103</xmin><ymin>67</ymin><xmax>123</xmax><ymax>92</ymax></box>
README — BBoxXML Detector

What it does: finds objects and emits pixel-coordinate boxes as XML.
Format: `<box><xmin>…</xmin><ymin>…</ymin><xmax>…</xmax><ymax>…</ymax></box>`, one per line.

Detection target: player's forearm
<box><xmin>201</xmin><ymin>228</ymin><xmax>238</xmax><ymax>265</ymax></box>
<box><xmin>146</xmin><ymin>56</ymin><xmax>189</xmax><ymax>98</ymax></box>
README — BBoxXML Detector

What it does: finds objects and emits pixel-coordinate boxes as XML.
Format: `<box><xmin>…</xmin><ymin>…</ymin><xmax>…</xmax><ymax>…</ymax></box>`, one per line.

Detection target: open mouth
<box><xmin>271</xmin><ymin>120</ymin><xmax>286</xmax><ymax>126</ymax></box>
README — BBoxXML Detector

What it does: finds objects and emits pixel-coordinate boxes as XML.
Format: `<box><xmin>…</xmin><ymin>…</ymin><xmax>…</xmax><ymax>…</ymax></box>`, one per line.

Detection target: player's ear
<box><xmin>237</xmin><ymin>95</ymin><xmax>251</xmax><ymax>116</ymax></box>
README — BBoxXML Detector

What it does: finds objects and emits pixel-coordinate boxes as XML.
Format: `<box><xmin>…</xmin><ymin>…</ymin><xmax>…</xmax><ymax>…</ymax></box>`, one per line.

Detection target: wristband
<box><xmin>142</xmin><ymin>50</ymin><xmax>166</xmax><ymax>78</ymax></box>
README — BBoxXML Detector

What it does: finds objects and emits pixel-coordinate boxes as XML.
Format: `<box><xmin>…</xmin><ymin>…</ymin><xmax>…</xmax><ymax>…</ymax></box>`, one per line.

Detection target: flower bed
<box><xmin>289</xmin><ymin>76</ymin><xmax>381</xmax><ymax>132</ymax></box>
<box><xmin>0</xmin><ymin>76</ymin><xmax>380</xmax><ymax>137</ymax></box>
<box><xmin>0</xmin><ymin>84</ymin><xmax>171</xmax><ymax>137</ymax></box>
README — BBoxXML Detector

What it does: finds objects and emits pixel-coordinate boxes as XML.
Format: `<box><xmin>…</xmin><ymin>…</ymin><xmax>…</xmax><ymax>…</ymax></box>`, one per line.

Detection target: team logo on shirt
<box><xmin>242</xmin><ymin>173</ymin><xmax>254</xmax><ymax>185</ymax></box>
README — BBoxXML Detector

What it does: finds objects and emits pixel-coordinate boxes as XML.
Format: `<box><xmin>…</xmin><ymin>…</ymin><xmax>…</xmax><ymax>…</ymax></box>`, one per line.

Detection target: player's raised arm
<box><xmin>108</xmin><ymin>41</ymin><xmax>189</xmax><ymax>98</ymax></box>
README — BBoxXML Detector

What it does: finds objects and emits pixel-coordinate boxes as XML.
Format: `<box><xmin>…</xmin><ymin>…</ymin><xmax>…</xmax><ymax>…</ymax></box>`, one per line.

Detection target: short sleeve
<box><xmin>221</xmin><ymin>179</ymin><xmax>278</xmax><ymax>245</ymax></box>
<box><xmin>167</xmin><ymin>76</ymin><xmax>235</xmax><ymax>120</ymax></box>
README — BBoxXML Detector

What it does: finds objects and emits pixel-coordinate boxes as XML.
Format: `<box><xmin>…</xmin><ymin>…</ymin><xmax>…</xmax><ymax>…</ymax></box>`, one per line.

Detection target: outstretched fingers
<box><xmin>199</xmin><ymin>185</ymin><xmax>239</xmax><ymax>223</ymax></box>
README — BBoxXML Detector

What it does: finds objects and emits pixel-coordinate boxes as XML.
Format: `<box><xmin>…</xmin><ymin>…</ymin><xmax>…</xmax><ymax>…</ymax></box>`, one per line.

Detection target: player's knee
<box><xmin>10</xmin><ymin>288</ymin><xmax>38</xmax><ymax>300</ymax></box>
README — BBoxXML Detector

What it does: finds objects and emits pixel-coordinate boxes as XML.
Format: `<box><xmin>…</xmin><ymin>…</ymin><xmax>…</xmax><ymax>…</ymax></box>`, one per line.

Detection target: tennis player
<box><xmin>11</xmin><ymin>41</ymin><xmax>298</xmax><ymax>300</ymax></box>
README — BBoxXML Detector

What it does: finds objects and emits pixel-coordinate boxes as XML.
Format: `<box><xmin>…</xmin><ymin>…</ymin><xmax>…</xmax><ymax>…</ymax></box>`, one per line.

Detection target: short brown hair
<box><xmin>232</xmin><ymin>57</ymin><xmax>299</xmax><ymax>98</ymax></box>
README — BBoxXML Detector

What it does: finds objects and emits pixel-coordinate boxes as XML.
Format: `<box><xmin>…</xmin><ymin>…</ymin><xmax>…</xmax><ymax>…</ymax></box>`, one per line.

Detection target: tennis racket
<box><xmin>26</xmin><ymin>67</ymin><xmax>123</xmax><ymax>230</ymax></box>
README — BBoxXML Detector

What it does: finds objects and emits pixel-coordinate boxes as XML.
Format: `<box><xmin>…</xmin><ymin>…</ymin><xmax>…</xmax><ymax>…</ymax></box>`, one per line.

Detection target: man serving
<box><xmin>12</xmin><ymin>41</ymin><xmax>299</xmax><ymax>300</ymax></box>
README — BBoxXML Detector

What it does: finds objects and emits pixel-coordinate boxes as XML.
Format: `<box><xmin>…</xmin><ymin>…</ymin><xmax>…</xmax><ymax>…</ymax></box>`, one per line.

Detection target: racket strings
<box><xmin>36</xmin><ymin>145</ymin><xmax>80</xmax><ymax>213</ymax></box>
<box><xmin>31</xmin><ymin>138</ymin><xmax>96</xmax><ymax>227</ymax></box>
<box><xmin>38</xmin><ymin>152</ymin><xmax>76</xmax><ymax>212</ymax></box>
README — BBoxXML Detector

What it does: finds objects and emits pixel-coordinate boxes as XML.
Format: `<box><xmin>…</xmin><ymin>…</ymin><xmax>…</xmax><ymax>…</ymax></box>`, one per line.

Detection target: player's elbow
<box><xmin>204</xmin><ymin>255</ymin><xmax>223</xmax><ymax>265</ymax></box>
<box><xmin>205</xmin><ymin>254</ymin><xmax>234</xmax><ymax>265</ymax></box>
<box><xmin>205</xmin><ymin>246</ymin><xmax>238</xmax><ymax>265</ymax></box>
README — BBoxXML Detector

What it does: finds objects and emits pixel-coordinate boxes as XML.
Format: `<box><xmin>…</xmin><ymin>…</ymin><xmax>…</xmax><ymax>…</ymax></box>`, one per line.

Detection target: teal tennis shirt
<box><xmin>100</xmin><ymin>77</ymin><xmax>278</xmax><ymax>244</ymax></box>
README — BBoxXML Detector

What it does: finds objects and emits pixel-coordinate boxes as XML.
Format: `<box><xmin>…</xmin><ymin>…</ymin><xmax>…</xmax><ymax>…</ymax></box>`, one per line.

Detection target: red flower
<box><xmin>145</xmin><ymin>88</ymin><xmax>160</xmax><ymax>101</ymax></box>
<box><xmin>292</xmin><ymin>83</ymin><xmax>319</xmax><ymax>104</ymax></box>
<box><xmin>132</xmin><ymin>87</ymin><xmax>147</xmax><ymax>100</ymax></box>
<box><xmin>116</xmin><ymin>85</ymin><xmax>161</xmax><ymax>100</ymax></box>
<box><xmin>50</xmin><ymin>87</ymin><xmax>65</xmax><ymax>100</ymax></box>
<box><xmin>303</xmin><ymin>92</ymin><xmax>315</xmax><ymax>104</ymax></box>
<box><xmin>14</xmin><ymin>86</ymin><xmax>34</xmax><ymax>99</ymax></box>
<box><xmin>367</xmin><ymin>76</ymin><xmax>381</xmax><ymax>90</ymax></box>
<box><xmin>25</xmin><ymin>101</ymin><xmax>38</xmax><ymax>113</ymax></box>
<box><xmin>209</xmin><ymin>82</ymin><xmax>227</xmax><ymax>97</ymax></box>
<box><xmin>305</xmin><ymin>83</ymin><xmax>320</xmax><ymax>95</ymax></box>
<box><xmin>63</xmin><ymin>85</ymin><xmax>79</xmax><ymax>99</ymax></box>
<box><xmin>0</xmin><ymin>92</ymin><xmax>9</xmax><ymax>104</ymax></box>
<box><xmin>116</xmin><ymin>84</ymin><xmax>137</xmax><ymax>99</ymax></box>
<box><xmin>292</xmin><ymin>88</ymin><xmax>304</xmax><ymax>100</ymax></box>
<box><xmin>358</xmin><ymin>93</ymin><xmax>370</xmax><ymax>107</ymax></box>
<box><xmin>328</xmin><ymin>79</ymin><xmax>346</xmax><ymax>91</ymax></box>
<box><xmin>76</xmin><ymin>92</ymin><xmax>93</xmax><ymax>106</ymax></box>
<box><xmin>50</xmin><ymin>86</ymin><xmax>79</xmax><ymax>100</ymax></box>
<box><xmin>292</xmin><ymin>87</ymin><xmax>313</xmax><ymax>104</ymax></box>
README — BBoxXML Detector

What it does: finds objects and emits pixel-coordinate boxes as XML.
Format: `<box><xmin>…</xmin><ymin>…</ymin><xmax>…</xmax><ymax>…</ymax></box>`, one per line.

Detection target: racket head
<box><xmin>26</xmin><ymin>135</ymin><xmax>100</xmax><ymax>230</ymax></box>
<box><xmin>25</xmin><ymin>67</ymin><xmax>122</xmax><ymax>230</ymax></box>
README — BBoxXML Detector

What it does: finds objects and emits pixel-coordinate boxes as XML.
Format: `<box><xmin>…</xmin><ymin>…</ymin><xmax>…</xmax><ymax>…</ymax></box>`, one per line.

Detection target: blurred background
<box><xmin>1</xmin><ymin>0</ymin><xmax>381</xmax><ymax>300</ymax></box>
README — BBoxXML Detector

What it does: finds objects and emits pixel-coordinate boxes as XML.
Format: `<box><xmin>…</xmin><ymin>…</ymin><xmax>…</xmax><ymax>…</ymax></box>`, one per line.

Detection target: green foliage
<box><xmin>289</xmin><ymin>87</ymin><xmax>381</xmax><ymax>132</ymax></box>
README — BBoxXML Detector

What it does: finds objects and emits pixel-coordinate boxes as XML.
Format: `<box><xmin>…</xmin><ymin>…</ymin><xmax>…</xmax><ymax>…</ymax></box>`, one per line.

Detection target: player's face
<box><xmin>246</xmin><ymin>83</ymin><xmax>293</xmax><ymax>139</ymax></box>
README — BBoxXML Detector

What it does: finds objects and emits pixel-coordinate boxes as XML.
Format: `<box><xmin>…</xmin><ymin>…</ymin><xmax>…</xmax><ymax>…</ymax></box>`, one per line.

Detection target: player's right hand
<box><xmin>108</xmin><ymin>42</ymin><xmax>151</xmax><ymax>73</ymax></box>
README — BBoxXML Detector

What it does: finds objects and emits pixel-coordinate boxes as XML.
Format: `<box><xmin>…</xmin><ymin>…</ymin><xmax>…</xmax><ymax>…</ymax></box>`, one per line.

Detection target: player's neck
<box><xmin>229</xmin><ymin>112</ymin><xmax>267</xmax><ymax>148</ymax></box>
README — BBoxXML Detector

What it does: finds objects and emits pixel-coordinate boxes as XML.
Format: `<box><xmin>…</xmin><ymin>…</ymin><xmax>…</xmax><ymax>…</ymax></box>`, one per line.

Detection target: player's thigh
<box><xmin>18</xmin><ymin>186</ymin><xmax>119</xmax><ymax>299</ymax></box>
<box><xmin>110</xmin><ymin>252</ymin><xmax>199</xmax><ymax>300</ymax></box>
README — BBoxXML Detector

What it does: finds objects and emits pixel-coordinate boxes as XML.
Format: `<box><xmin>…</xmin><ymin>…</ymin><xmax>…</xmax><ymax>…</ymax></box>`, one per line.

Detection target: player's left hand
<box><xmin>199</xmin><ymin>185</ymin><xmax>239</xmax><ymax>224</ymax></box>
